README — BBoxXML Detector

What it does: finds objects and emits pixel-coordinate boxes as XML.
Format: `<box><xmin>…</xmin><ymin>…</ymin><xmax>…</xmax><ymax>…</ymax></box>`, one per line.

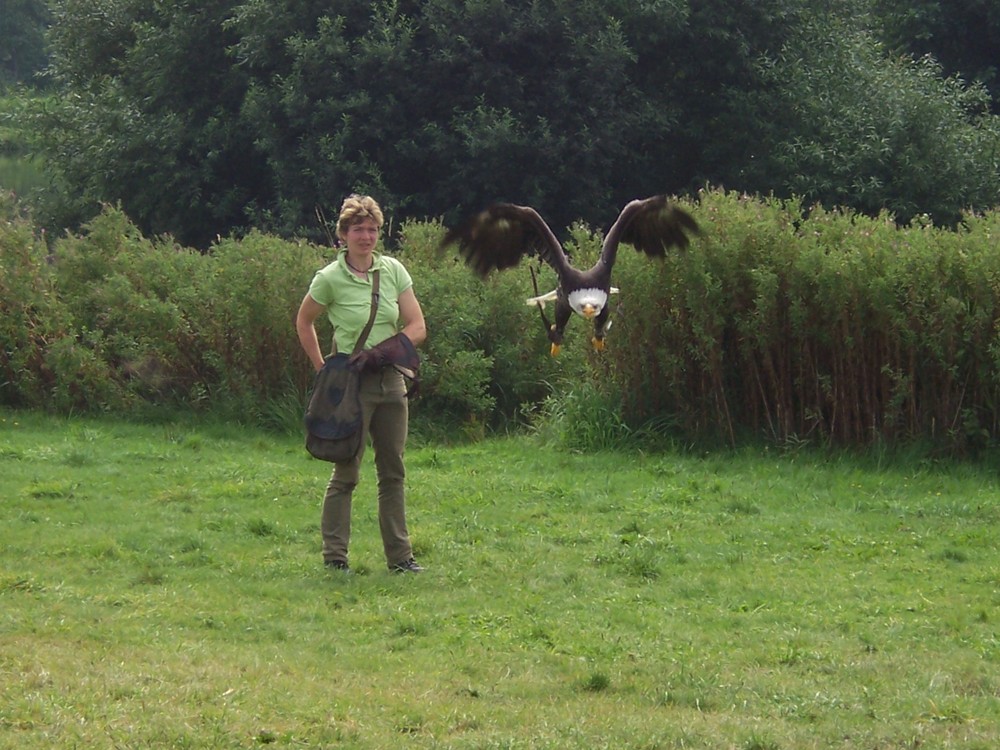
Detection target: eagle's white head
<box><xmin>568</xmin><ymin>288</ymin><xmax>609</xmax><ymax>319</ymax></box>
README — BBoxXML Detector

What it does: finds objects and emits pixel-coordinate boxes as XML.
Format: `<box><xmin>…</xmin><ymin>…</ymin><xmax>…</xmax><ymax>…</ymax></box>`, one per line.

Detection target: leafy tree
<box><xmin>22</xmin><ymin>0</ymin><xmax>1000</xmax><ymax>246</ymax></box>
<box><xmin>32</xmin><ymin>0</ymin><xmax>272</xmax><ymax>247</ymax></box>
<box><xmin>228</xmin><ymin>0</ymin><xmax>700</xmax><ymax>237</ymax></box>
<box><xmin>870</xmin><ymin>0</ymin><xmax>1000</xmax><ymax>111</ymax></box>
<box><xmin>729</xmin><ymin>16</ymin><xmax>1000</xmax><ymax>225</ymax></box>
<box><xmin>0</xmin><ymin>0</ymin><xmax>50</xmax><ymax>88</ymax></box>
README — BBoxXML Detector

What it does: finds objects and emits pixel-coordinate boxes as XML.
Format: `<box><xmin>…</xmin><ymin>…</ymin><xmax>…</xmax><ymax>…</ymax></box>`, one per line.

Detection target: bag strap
<box><xmin>351</xmin><ymin>269</ymin><xmax>381</xmax><ymax>355</ymax></box>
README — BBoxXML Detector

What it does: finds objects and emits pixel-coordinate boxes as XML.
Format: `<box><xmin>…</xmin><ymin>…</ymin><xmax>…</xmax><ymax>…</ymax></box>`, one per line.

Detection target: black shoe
<box><xmin>324</xmin><ymin>559</ymin><xmax>350</xmax><ymax>573</ymax></box>
<box><xmin>392</xmin><ymin>558</ymin><xmax>424</xmax><ymax>573</ymax></box>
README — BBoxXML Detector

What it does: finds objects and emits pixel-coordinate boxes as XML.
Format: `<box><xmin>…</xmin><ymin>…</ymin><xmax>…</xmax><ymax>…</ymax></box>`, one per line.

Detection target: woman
<box><xmin>296</xmin><ymin>194</ymin><xmax>427</xmax><ymax>573</ymax></box>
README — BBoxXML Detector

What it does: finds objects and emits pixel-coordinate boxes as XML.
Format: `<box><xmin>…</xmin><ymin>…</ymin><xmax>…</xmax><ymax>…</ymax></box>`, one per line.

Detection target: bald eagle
<box><xmin>440</xmin><ymin>195</ymin><xmax>700</xmax><ymax>355</ymax></box>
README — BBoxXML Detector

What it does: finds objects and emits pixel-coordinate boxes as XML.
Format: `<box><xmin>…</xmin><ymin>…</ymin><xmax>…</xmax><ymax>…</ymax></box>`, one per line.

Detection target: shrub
<box><xmin>188</xmin><ymin>230</ymin><xmax>326</xmax><ymax>423</ymax></box>
<box><xmin>398</xmin><ymin>218</ymin><xmax>574</xmax><ymax>435</ymax></box>
<box><xmin>0</xmin><ymin>192</ymin><xmax>69</xmax><ymax>407</ymax></box>
<box><xmin>602</xmin><ymin>189</ymin><xmax>1000</xmax><ymax>453</ymax></box>
<box><xmin>6</xmin><ymin>188</ymin><xmax>1000</xmax><ymax>456</ymax></box>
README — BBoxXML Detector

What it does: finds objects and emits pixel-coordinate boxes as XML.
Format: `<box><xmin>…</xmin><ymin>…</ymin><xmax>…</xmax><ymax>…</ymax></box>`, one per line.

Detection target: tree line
<box><xmin>4</xmin><ymin>0</ymin><xmax>1000</xmax><ymax>249</ymax></box>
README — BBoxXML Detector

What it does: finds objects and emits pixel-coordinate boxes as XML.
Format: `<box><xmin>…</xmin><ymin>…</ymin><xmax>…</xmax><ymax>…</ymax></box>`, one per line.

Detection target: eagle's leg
<box><xmin>591</xmin><ymin>308</ymin><xmax>612</xmax><ymax>351</ymax></box>
<box><xmin>548</xmin><ymin>299</ymin><xmax>572</xmax><ymax>357</ymax></box>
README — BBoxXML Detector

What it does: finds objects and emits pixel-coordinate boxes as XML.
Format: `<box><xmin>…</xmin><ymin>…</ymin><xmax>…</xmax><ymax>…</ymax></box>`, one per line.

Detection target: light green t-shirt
<box><xmin>308</xmin><ymin>250</ymin><xmax>413</xmax><ymax>354</ymax></box>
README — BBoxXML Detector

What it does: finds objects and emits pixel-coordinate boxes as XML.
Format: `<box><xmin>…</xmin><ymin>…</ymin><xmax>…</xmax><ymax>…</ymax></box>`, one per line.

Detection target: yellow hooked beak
<box><xmin>581</xmin><ymin>304</ymin><xmax>597</xmax><ymax>319</ymax></box>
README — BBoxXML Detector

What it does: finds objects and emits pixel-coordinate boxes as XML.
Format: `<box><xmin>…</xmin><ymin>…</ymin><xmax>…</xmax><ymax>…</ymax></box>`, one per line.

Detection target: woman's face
<box><xmin>341</xmin><ymin>218</ymin><xmax>380</xmax><ymax>255</ymax></box>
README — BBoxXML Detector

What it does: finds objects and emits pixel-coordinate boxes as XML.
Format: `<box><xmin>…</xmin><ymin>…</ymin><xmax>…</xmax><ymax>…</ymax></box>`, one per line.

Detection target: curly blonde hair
<box><xmin>336</xmin><ymin>194</ymin><xmax>384</xmax><ymax>239</ymax></box>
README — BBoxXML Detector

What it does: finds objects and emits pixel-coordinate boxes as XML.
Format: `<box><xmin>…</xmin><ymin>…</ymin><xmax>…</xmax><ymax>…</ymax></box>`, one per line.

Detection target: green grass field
<box><xmin>2</xmin><ymin>408</ymin><xmax>999</xmax><ymax>748</ymax></box>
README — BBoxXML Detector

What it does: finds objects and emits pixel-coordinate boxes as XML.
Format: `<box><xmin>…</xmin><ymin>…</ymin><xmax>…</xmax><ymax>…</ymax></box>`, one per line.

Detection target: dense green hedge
<box><xmin>0</xmin><ymin>195</ymin><xmax>322</xmax><ymax>427</ymax></box>
<box><xmin>4</xmin><ymin>188</ymin><xmax>1000</xmax><ymax>454</ymax></box>
<box><xmin>601</xmin><ymin>190</ymin><xmax>1000</xmax><ymax>454</ymax></box>
<box><xmin>0</xmin><ymin>191</ymin><xmax>574</xmax><ymax>438</ymax></box>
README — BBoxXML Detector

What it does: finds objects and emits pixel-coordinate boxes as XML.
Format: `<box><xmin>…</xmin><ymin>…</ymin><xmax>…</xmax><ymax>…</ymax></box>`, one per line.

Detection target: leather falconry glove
<box><xmin>348</xmin><ymin>332</ymin><xmax>419</xmax><ymax>374</ymax></box>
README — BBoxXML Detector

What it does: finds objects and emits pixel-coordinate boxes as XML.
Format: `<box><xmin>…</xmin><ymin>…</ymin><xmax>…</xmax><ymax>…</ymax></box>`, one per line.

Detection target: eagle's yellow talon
<box><xmin>592</xmin><ymin>337</ymin><xmax>605</xmax><ymax>351</ymax></box>
<box><xmin>550</xmin><ymin>343</ymin><xmax>562</xmax><ymax>357</ymax></box>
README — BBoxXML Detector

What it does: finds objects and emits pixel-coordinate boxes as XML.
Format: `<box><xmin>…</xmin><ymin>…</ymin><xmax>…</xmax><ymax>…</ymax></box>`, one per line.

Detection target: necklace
<box><xmin>344</xmin><ymin>256</ymin><xmax>371</xmax><ymax>277</ymax></box>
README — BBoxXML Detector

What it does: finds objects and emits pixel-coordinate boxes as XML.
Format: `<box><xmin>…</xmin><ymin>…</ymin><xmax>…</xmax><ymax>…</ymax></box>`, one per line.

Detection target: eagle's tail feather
<box><xmin>526</xmin><ymin>289</ymin><xmax>559</xmax><ymax>308</ymax></box>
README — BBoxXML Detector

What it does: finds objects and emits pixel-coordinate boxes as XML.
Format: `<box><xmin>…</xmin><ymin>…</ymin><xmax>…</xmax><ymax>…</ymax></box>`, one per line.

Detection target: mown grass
<box><xmin>2</xmin><ymin>407</ymin><xmax>999</xmax><ymax>749</ymax></box>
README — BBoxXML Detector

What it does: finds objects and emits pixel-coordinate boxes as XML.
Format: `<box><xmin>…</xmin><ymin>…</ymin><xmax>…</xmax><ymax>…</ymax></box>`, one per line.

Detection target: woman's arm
<box><xmin>398</xmin><ymin>287</ymin><xmax>427</xmax><ymax>347</ymax></box>
<box><xmin>295</xmin><ymin>293</ymin><xmax>328</xmax><ymax>372</ymax></box>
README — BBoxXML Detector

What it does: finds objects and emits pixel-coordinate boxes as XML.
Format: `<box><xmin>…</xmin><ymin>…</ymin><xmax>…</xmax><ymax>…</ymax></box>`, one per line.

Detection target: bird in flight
<box><xmin>441</xmin><ymin>195</ymin><xmax>700</xmax><ymax>355</ymax></box>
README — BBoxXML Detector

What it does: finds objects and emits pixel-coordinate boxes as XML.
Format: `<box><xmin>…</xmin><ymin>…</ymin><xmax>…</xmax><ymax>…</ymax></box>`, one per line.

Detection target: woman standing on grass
<box><xmin>295</xmin><ymin>194</ymin><xmax>427</xmax><ymax>574</ymax></box>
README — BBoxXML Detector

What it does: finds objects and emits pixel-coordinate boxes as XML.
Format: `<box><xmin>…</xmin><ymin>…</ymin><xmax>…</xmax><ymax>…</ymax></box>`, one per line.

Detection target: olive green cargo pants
<box><xmin>320</xmin><ymin>367</ymin><xmax>412</xmax><ymax>569</ymax></box>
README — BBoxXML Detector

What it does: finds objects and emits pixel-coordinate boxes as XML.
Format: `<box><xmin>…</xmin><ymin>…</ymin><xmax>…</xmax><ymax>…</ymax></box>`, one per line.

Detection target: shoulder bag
<box><xmin>304</xmin><ymin>270</ymin><xmax>380</xmax><ymax>462</ymax></box>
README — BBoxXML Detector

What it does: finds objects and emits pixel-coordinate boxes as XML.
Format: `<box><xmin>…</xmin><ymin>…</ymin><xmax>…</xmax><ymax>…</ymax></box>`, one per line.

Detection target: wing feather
<box><xmin>601</xmin><ymin>195</ymin><xmax>700</xmax><ymax>268</ymax></box>
<box><xmin>441</xmin><ymin>204</ymin><xmax>572</xmax><ymax>279</ymax></box>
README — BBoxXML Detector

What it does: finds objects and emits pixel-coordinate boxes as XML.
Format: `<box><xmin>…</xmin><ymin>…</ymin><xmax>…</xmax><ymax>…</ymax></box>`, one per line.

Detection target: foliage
<box><xmin>16</xmin><ymin>0</ymin><xmax>1000</xmax><ymax>248</ymax></box>
<box><xmin>0</xmin><ymin>192</ymin><xmax>67</xmax><ymax>407</ymax></box>
<box><xmin>0</xmin><ymin>93</ymin><xmax>47</xmax><ymax>199</ymax></box>
<box><xmin>7</xmin><ymin>188</ymin><xmax>1000</xmax><ymax>456</ymax></box>
<box><xmin>0</xmin><ymin>201</ymin><xmax>324</xmax><ymax>421</ymax></box>
<box><xmin>0</xmin><ymin>0</ymin><xmax>50</xmax><ymax>89</ymax></box>
<box><xmin>869</xmin><ymin>0</ymin><xmax>1000</xmax><ymax>111</ymax></box>
<box><xmin>733</xmin><ymin>16</ymin><xmax>1000</xmax><ymax>226</ymax></box>
<box><xmin>0</xmin><ymin>197</ymin><xmax>571</xmax><ymax>436</ymax></box>
<box><xmin>532</xmin><ymin>378</ymin><xmax>633</xmax><ymax>452</ymax></box>
<box><xmin>225</xmin><ymin>0</ymin><xmax>698</xmax><ymax>238</ymax></box>
<box><xmin>30</xmin><ymin>0</ymin><xmax>270</xmax><ymax>247</ymax></box>
<box><xmin>3</xmin><ymin>412</ymin><xmax>1000</xmax><ymax>747</ymax></box>
<box><xmin>398</xmin><ymin>217</ymin><xmax>574</xmax><ymax>437</ymax></box>
<box><xmin>604</xmin><ymin>189</ymin><xmax>1000</xmax><ymax>455</ymax></box>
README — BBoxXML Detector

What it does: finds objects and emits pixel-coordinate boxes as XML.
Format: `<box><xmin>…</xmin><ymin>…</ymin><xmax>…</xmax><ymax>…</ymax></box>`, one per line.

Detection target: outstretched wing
<box><xmin>440</xmin><ymin>203</ymin><xmax>573</xmax><ymax>279</ymax></box>
<box><xmin>601</xmin><ymin>195</ymin><xmax>700</xmax><ymax>268</ymax></box>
